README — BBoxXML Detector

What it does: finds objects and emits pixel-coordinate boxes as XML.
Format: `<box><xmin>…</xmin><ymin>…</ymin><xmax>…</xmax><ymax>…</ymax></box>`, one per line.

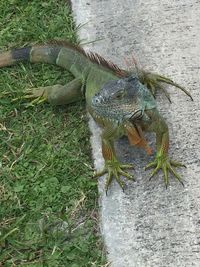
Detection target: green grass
<box><xmin>0</xmin><ymin>1</ymin><xmax>106</xmax><ymax>266</ymax></box>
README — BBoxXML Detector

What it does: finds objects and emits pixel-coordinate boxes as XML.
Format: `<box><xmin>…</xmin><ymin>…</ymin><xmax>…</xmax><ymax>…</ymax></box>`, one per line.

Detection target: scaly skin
<box><xmin>0</xmin><ymin>41</ymin><xmax>192</xmax><ymax>192</ymax></box>
<box><xmin>92</xmin><ymin>76</ymin><xmax>191</xmax><ymax>191</ymax></box>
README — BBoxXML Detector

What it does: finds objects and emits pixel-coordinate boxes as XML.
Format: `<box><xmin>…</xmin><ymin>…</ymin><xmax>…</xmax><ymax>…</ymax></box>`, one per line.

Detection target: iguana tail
<box><xmin>0</xmin><ymin>41</ymin><xmax>93</xmax><ymax>78</ymax></box>
<box><xmin>0</xmin><ymin>41</ymin><xmax>126</xmax><ymax>78</ymax></box>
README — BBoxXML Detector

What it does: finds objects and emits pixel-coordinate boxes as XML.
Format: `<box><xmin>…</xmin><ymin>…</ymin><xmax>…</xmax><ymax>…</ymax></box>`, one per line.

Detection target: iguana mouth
<box><xmin>129</xmin><ymin>109</ymin><xmax>143</xmax><ymax>121</ymax></box>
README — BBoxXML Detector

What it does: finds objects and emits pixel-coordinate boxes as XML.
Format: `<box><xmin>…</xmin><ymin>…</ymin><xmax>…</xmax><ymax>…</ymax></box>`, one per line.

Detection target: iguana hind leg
<box><xmin>17</xmin><ymin>77</ymin><xmax>83</xmax><ymax>106</ymax></box>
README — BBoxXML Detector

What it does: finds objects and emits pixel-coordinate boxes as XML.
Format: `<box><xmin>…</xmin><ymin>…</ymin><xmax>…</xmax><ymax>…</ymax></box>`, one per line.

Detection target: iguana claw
<box><xmin>94</xmin><ymin>160</ymin><xmax>135</xmax><ymax>193</ymax></box>
<box><xmin>12</xmin><ymin>87</ymin><xmax>47</xmax><ymax>106</ymax></box>
<box><xmin>145</xmin><ymin>155</ymin><xmax>186</xmax><ymax>187</ymax></box>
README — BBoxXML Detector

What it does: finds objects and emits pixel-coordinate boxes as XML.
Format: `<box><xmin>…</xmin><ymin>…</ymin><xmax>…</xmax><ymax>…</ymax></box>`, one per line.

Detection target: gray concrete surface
<box><xmin>71</xmin><ymin>1</ymin><xmax>200</xmax><ymax>266</ymax></box>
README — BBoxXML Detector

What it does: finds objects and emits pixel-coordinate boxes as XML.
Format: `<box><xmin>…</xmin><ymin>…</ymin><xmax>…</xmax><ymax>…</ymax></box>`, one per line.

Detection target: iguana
<box><xmin>0</xmin><ymin>41</ymin><xmax>193</xmax><ymax>192</ymax></box>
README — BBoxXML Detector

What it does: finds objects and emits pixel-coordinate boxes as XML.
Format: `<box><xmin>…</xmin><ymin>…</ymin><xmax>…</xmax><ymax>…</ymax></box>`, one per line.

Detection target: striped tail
<box><xmin>0</xmin><ymin>45</ymin><xmax>66</xmax><ymax>68</ymax></box>
<box><xmin>0</xmin><ymin>41</ymin><xmax>126</xmax><ymax>78</ymax></box>
<box><xmin>0</xmin><ymin>47</ymin><xmax>29</xmax><ymax>67</ymax></box>
<box><xmin>0</xmin><ymin>41</ymin><xmax>94</xmax><ymax>79</ymax></box>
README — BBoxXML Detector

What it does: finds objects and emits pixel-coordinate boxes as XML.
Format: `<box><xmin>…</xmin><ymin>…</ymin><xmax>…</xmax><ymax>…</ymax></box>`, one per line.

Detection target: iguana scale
<box><xmin>0</xmin><ymin>40</ymin><xmax>193</xmax><ymax>192</ymax></box>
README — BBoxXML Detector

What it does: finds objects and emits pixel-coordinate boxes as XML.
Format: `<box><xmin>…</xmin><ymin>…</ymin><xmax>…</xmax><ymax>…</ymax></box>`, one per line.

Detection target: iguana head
<box><xmin>92</xmin><ymin>76</ymin><xmax>156</xmax><ymax>124</ymax></box>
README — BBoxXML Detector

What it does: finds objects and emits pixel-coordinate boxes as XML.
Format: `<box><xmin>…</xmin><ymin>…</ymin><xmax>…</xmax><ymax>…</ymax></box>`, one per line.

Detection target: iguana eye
<box><xmin>114</xmin><ymin>91</ymin><xmax>124</xmax><ymax>99</ymax></box>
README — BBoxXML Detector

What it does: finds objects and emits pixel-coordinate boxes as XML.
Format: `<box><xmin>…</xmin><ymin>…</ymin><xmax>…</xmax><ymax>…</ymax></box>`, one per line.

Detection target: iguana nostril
<box><xmin>92</xmin><ymin>96</ymin><xmax>101</xmax><ymax>105</ymax></box>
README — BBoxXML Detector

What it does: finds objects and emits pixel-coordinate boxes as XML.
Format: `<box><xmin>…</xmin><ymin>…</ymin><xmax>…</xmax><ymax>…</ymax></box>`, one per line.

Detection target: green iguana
<box><xmin>0</xmin><ymin>41</ymin><xmax>193</xmax><ymax>192</ymax></box>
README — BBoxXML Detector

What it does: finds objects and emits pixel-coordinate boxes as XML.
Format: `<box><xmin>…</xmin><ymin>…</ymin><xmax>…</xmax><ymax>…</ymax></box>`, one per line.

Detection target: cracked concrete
<box><xmin>71</xmin><ymin>1</ymin><xmax>200</xmax><ymax>266</ymax></box>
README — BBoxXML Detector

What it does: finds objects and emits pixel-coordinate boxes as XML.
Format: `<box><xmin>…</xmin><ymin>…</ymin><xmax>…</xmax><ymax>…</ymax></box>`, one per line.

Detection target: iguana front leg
<box><xmin>16</xmin><ymin>78</ymin><xmax>83</xmax><ymax>106</ymax></box>
<box><xmin>144</xmin><ymin>109</ymin><xmax>186</xmax><ymax>187</ymax></box>
<box><xmin>95</xmin><ymin>126</ymin><xmax>134</xmax><ymax>193</ymax></box>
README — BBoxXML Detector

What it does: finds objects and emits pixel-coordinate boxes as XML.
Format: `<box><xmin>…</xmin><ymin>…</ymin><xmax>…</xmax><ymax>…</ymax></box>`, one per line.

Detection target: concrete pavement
<box><xmin>71</xmin><ymin>1</ymin><xmax>200</xmax><ymax>266</ymax></box>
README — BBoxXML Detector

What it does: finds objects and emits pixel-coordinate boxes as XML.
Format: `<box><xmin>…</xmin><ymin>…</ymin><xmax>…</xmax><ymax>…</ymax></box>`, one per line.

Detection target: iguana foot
<box><xmin>145</xmin><ymin>155</ymin><xmax>186</xmax><ymax>187</ymax></box>
<box><xmin>139</xmin><ymin>71</ymin><xmax>193</xmax><ymax>102</ymax></box>
<box><xmin>12</xmin><ymin>87</ymin><xmax>47</xmax><ymax>106</ymax></box>
<box><xmin>24</xmin><ymin>87</ymin><xmax>47</xmax><ymax>106</ymax></box>
<box><xmin>94</xmin><ymin>160</ymin><xmax>135</xmax><ymax>193</ymax></box>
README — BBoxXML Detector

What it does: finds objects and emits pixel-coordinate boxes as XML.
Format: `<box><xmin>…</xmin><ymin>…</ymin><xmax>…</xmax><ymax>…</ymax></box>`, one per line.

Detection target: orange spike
<box><xmin>123</xmin><ymin>56</ymin><xmax>132</xmax><ymax>70</ymax></box>
<box><xmin>131</xmin><ymin>53</ymin><xmax>137</xmax><ymax>66</ymax></box>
